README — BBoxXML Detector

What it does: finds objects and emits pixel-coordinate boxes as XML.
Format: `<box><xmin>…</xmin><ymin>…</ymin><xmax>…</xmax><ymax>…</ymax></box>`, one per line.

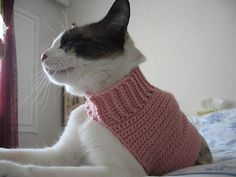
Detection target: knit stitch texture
<box><xmin>85</xmin><ymin>67</ymin><xmax>201</xmax><ymax>175</ymax></box>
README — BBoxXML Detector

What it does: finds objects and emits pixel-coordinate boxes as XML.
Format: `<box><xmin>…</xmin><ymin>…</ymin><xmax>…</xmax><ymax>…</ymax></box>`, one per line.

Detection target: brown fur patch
<box><xmin>194</xmin><ymin>135</ymin><xmax>213</xmax><ymax>165</ymax></box>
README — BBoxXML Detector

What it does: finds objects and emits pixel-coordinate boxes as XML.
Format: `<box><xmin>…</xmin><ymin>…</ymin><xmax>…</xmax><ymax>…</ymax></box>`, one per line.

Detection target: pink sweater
<box><xmin>85</xmin><ymin>67</ymin><xmax>201</xmax><ymax>175</ymax></box>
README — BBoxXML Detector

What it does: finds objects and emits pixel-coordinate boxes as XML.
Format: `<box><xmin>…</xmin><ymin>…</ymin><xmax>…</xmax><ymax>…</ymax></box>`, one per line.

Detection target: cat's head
<box><xmin>41</xmin><ymin>0</ymin><xmax>145</xmax><ymax>96</ymax></box>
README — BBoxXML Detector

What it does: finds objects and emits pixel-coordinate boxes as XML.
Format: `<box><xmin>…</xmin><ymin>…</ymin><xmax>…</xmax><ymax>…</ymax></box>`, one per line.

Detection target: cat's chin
<box><xmin>65</xmin><ymin>85</ymin><xmax>85</xmax><ymax>97</ymax></box>
<box><xmin>43</xmin><ymin>66</ymin><xmax>77</xmax><ymax>85</ymax></box>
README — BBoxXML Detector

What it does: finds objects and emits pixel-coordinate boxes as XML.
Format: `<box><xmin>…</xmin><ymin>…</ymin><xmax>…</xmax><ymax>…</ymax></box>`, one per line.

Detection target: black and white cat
<box><xmin>0</xmin><ymin>0</ymin><xmax>212</xmax><ymax>177</ymax></box>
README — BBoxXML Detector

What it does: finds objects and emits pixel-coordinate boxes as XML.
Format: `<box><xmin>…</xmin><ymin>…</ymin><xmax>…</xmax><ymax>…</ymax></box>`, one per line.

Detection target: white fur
<box><xmin>0</xmin><ymin>33</ymin><xmax>148</xmax><ymax>177</ymax></box>
<box><xmin>42</xmin><ymin>33</ymin><xmax>145</xmax><ymax>96</ymax></box>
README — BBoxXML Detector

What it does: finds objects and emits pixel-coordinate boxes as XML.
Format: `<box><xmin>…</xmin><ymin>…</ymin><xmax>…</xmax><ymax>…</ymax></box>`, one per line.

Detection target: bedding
<box><xmin>164</xmin><ymin>108</ymin><xmax>236</xmax><ymax>177</ymax></box>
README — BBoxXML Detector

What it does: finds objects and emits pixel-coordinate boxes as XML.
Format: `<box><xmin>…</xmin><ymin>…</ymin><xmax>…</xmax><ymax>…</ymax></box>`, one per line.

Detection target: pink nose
<box><xmin>41</xmin><ymin>53</ymin><xmax>48</xmax><ymax>61</ymax></box>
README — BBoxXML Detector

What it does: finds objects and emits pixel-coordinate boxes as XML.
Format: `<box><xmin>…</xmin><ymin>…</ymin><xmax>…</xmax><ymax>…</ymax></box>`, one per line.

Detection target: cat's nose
<box><xmin>41</xmin><ymin>53</ymin><xmax>48</xmax><ymax>61</ymax></box>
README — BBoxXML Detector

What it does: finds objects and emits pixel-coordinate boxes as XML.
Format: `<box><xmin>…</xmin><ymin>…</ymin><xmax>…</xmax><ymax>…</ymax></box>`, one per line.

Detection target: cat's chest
<box><xmin>78</xmin><ymin>116</ymin><xmax>128</xmax><ymax>163</ymax></box>
<box><xmin>74</xmin><ymin>107</ymin><xmax>146</xmax><ymax>176</ymax></box>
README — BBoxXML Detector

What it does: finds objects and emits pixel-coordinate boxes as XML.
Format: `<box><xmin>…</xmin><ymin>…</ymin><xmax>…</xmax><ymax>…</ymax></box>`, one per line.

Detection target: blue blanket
<box><xmin>165</xmin><ymin>109</ymin><xmax>236</xmax><ymax>177</ymax></box>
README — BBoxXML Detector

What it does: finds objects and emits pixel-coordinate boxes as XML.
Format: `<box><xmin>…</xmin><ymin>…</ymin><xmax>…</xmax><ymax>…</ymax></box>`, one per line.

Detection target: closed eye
<box><xmin>60</xmin><ymin>41</ymin><xmax>75</xmax><ymax>52</ymax></box>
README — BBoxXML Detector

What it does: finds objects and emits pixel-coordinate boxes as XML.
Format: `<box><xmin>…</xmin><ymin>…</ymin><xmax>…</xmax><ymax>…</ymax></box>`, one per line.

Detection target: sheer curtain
<box><xmin>0</xmin><ymin>0</ymin><xmax>18</xmax><ymax>148</ymax></box>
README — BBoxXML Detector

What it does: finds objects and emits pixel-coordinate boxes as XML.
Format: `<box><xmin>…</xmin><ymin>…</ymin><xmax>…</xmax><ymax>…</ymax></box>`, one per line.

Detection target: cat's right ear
<box><xmin>101</xmin><ymin>0</ymin><xmax>130</xmax><ymax>35</ymax></box>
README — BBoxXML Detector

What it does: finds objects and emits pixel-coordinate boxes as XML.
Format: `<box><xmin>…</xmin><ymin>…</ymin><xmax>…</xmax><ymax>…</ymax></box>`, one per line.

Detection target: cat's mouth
<box><xmin>45</xmin><ymin>67</ymin><xmax>75</xmax><ymax>75</ymax></box>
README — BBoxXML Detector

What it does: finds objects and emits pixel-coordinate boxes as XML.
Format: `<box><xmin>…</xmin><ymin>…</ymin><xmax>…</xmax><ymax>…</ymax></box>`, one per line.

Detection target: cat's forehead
<box><xmin>51</xmin><ymin>24</ymin><xmax>98</xmax><ymax>47</ymax></box>
<box><xmin>49</xmin><ymin>21</ymin><xmax>126</xmax><ymax>60</ymax></box>
<box><xmin>51</xmin><ymin>28</ymin><xmax>83</xmax><ymax>47</ymax></box>
<box><xmin>61</xmin><ymin>24</ymin><xmax>101</xmax><ymax>42</ymax></box>
<box><xmin>52</xmin><ymin>32</ymin><xmax>64</xmax><ymax>47</ymax></box>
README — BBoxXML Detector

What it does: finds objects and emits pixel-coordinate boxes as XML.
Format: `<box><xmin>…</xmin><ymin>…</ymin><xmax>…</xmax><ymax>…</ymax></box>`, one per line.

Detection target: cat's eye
<box><xmin>61</xmin><ymin>46</ymin><xmax>72</xmax><ymax>53</ymax></box>
<box><xmin>60</xmin><ymin>41</ymin><xmax>75</xmax><ymax>53</ymax></box>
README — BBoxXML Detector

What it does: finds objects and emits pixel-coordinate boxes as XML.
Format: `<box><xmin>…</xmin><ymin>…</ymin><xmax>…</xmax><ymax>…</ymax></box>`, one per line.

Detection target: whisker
<box><xmin>19</xmin><ymin>70</ymin><xmax>44</xmax><ymax>93</ymax></box>
<box><xmin>49</xmin><ymin>71</ymin><xmax>61</xmax><ymax>101</ymax></box>
<box><xmin>44</xmin><ymin>81</ymin><xmax>52</xmax><ymax>110</ymax></box>
<box><xmin>51</xmin><ymin>72</ymin><xmax>63</xmax><ymax>101</ymax></box>
<box><xmin>33</xmin><ymin>74</ymin><xmax>48</xmax><ymax>97</ymax></box>
<box><xmin>39</xmin><ymin>80</ymin><xmax>51</xmax><ymax>114</ymax></box>
<box><xmin>59</xmin><ymin>22</ymin><xmax>66</xmax><ymax>32</ymax></box>
<box><xmin>56</xmin><ymin>3</ymin><xmax>69</xmax><ymax>31</ymax></box>
<box><xmin>19</xmin><ymin>70</ymin><xmax>44</xmax><ymax>90</ymax></box>
<box><xmin>52</xmin><ymin>82</ymin><xmax>57</xmax><ymax>99</ymax></box>
<box><xmin>57</xmin><ymin>87</ymin><xmax>63</xmax><ymax>100</ymax></box>
<box><xmin>64</xmin><ymin>8</ymin><xmax>69</xmax><ymax>31</ymax></box>
<box><xmin>18</xmin><ymin>73</ymin><xmax>47</xmax><ymax>110</ymax></box>
<box><xmin>32</xmin><ymin>75</ymin><xmax>48</xmax><ymax>98</ymax></box>
<box><xmin>44</xmin><ymin>23</ymin><xmax>58</xmax><ymax>37</ymax></box>
<box><xmin>31</xmin><ymin>77</ymin><xmax>49</xmax><ymax>108</ymax></box>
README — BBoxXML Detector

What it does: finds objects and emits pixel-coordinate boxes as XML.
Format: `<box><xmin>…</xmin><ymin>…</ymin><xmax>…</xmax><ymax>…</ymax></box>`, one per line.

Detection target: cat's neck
<box><xmin>65</xmin><ymin>36</ymin><xmax>145</xmax><ymax>97</ymax></box>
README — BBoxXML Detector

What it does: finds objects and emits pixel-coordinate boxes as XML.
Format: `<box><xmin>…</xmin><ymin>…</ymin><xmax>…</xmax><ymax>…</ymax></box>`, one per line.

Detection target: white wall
<box><xmin>56</xmin><ymin>0</ymin><xmax>71</xmax><ymax>7</ymax></box>
<box><xmin>15</xmin><ymin>0</ymin><xmax>64</xmax><ymax>147</ymax></box>
<box><xmin>69</xmin><ymin>0</ymin><xmax>236</xmax><ymax>115</ymax></box>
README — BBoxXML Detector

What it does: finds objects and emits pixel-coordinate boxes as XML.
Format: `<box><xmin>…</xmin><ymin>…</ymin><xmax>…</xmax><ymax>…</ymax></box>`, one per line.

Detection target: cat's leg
<box><xmin>0</xmin><ymin>145</ymin><xmax>81</xmax><ymax>166</ymax></box>
<box><xmin>0</xmin><ymin>161</ymin><xmax>111</xmax><ymax>177</ymax></box>
<box><xmin>0</xmin><ymin>105</ymin><xmax>87</xmax><ymax>166</ymax></box>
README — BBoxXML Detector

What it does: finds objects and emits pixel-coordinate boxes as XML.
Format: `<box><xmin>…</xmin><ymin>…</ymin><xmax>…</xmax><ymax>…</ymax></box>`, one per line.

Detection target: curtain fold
<box><xmin>0</xmin><ymin>0</ymin><xmax>18</xmax><ymax>148</ymax></box>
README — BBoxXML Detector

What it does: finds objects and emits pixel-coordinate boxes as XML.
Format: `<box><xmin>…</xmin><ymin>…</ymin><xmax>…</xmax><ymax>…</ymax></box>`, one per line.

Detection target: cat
<box><xmin>0</xmin><ymin>0</ymin><xmax>212</xmax><ymax>176</ymax></box>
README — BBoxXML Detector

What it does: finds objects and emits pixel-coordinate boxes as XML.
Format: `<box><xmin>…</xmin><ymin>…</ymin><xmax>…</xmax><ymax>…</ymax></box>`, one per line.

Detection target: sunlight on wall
<box><xmin>0</xmin><ymin>14</ymin><xmax>4</xmax><ymax>41</ymax></box>
<box><xmin>0</xmin><ymin>14</ymin><xmax>8</xmax><ymax>42</ymax></box>
<box><xmin>0</xmin><ymin>14</ymin><xmax>6</xmax><ymax>58</ymax></box>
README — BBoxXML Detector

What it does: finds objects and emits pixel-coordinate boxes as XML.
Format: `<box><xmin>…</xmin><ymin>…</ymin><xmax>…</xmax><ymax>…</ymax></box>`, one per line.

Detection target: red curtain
<box><xmin>0</xmin><ymin>0</ymin><xmax>18</xmax><ymax>148</ymax></box>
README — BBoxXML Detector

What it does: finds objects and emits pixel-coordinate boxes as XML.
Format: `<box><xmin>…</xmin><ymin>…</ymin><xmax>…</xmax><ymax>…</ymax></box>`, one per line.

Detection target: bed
<box><xmin>163</xmin><ymin>108</ymin><xmax>236</xmax><ymax>177</ymax></box>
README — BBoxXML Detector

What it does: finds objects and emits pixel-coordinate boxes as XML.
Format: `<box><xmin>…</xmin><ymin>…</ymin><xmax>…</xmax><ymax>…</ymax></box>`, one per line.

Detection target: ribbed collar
<box><xmin>85</xmin><ymin>67</ymin><xmax>156</xmax><ymax>122</ymax></box>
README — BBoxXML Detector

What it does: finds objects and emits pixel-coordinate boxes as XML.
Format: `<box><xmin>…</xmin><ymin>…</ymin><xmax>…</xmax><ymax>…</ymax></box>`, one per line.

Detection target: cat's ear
<box><xmin>101</xmin><ymin>0</ymin><xmax>130</xmax><ymax>34</ymax></box>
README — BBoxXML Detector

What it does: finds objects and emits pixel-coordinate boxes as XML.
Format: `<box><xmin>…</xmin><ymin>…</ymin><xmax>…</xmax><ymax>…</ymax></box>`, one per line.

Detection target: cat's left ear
<box><xmin>101</xmin><ymin>0</ymin><xmax>130</xmax><ymax>34</ymax></box>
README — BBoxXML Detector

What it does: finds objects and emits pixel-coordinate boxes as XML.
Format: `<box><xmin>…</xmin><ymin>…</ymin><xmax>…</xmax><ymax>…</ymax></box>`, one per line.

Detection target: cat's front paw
<box><xmin>0</xmin><ymin>161</ymin><xmax>30</xmax><ymax>177</ymax></box>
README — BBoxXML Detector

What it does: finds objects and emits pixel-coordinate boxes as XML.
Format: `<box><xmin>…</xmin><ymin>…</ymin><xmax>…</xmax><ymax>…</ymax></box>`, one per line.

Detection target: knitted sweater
<box><xmin>85</xmin><ymin>67</ymin><xmax>201</xmax><ymax>175</ymax></box>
